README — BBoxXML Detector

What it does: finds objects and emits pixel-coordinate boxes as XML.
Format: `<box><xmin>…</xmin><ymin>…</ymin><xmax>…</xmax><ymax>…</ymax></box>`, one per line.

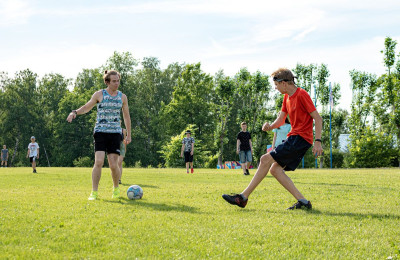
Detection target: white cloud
<box><xmin>0</xmin><ymin>44</ymin><xmax>115</xmax><ymax>79</ymax></box>
<box><xmin>0</xmin><ymin>0</ymin><xmax>33</xmax><ymax>26</ymax></box>
<box><xmin>1</xmin><ymin>0</ymin><xmax>399</xmax><ymax>112</ymax></box>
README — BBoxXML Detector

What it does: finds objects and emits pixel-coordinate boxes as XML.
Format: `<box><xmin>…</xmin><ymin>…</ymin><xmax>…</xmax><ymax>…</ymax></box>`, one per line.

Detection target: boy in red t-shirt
<box><xmin>222</xmin><ymin>68</ymin><xmax>323</xmax><ymax>210</ymax></box>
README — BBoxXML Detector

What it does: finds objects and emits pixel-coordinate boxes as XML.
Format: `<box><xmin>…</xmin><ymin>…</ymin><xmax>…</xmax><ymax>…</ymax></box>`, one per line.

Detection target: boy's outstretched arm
<box><xmin>262</xmin><ymin>111</ymin><xmax>287</xmax><ymax>131</ymax></box>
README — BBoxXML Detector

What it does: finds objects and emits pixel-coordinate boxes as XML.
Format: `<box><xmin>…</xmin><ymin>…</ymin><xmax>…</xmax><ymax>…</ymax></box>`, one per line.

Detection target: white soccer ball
<box><xmin>127</xmin><ymin>185</ymin><xmax>143</xmax><ymax>200</ymax></box>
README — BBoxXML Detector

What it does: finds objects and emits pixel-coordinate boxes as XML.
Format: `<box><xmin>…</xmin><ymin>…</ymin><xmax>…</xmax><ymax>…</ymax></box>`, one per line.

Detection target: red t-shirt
<box><xmin>281</xmin><ymin>88</ymin><xmax>316</xmax><ymax>144</ymax></box>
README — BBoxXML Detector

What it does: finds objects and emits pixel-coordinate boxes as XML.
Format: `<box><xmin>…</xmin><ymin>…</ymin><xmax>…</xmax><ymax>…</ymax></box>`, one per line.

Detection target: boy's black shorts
<box><xmin>29</xmin><ymin>156</ymin><xmax>37</xmax><ymax>163</ymax></box>
<box><xmin>184</xmin><ymin>151</ymin><xmax>193</xmax><ymax>163</ymax></box>
<box><xmin>270</xmin><ymin>135</ymin><xmax>311</xmax><ymax>171</ymax></box>
<box><xmin>93</xmin><ymin>132</ymin><xmax>122</xmax><ymax>155</ymax></box>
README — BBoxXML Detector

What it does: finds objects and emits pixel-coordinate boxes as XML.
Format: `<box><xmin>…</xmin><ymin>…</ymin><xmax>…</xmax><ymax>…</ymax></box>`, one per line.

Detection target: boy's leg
<box><xmin>242</xmin><ymin>162</ymin><xmax>247</xmax><ymax>174</ymax></box>
<box><xmin>186</xmin><ymin>162</ymin><xmax>189</xmax><ymax>173</ymax></box>
<box><xmin>269</xmin><ymin>162</ymin><xmax>305</xmax><ymax>200</ymax></box>
<box><xmin>222</xmin><ymin>153</ymin><xmax>274</xmax><ymax>208</ymax></box>
<box><xmin>241</xmin><ymin>153</ymin><xmax>275</xmax><ymax>198</ymax></box>
<box><xmin>117</xmin><ymin>156</ymin><xmax>123</xmax><ymax>182</ymax></box>
<box><xmin>246</xmin><ymin>151</ymin><xmax>252</xmax><ymax>175</ymax></box>
<box><xmin>107</xmin><ymin>153</ymin><xmax>121</xmax><ymax>188</ymax></box>
<box><xmin>92</xmin><ymin>151</ymin><xmax>105</xmax><ymax>191</ymax></box>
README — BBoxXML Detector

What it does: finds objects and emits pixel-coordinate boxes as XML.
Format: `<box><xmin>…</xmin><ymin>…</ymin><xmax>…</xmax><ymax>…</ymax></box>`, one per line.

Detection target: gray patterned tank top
<box><xmin>93</xmin><ymin>89</ymin><xmax>123</xmax><ymax>133</ymax></box>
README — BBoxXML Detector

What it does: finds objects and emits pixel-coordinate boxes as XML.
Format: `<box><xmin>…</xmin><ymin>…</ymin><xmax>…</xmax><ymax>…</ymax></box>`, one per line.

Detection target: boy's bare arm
<box><xmin>67</xmin><ymin>91</ymin><xmax>101</xmax><ymax>123</ymax></box>
<box><xmin>310</xmin><ymin>110</ymin><xmax>323</xmax><ymax>157</ymax></box>
<box><xmin>263</xmin><ymin>111</ymin><xmax>287</xmax><ymax>131</ymax></box>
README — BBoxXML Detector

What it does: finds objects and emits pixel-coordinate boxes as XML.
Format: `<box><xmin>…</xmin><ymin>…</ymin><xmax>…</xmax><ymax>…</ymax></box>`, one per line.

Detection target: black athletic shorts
<box><xmin>184</xmin><ymin>151</ymin><xmax>193</xmax><ymax>163</ymax></box>
<box><xmin>29</xmin><ymin>156</ymin><xmax>37</xmax><ymax>163</ymax></box>
<box><xmin>270</xmin><ymin>135</ymin><xmax>311</xmax><ymax>171</ymax></box>
<box><xmin>93</xmin><ymin>132</ymin><xmax>122</xmax><ymax>155</ymax></box>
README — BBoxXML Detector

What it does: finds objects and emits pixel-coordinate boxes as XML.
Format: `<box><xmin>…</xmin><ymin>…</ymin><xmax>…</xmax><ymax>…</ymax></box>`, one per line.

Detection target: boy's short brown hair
<box><xmin>271</xmin><ymin>68</ymin><xmax>297</xmax><ymax>85</ymax></box>
<box><xmin>103</xmin><ymin>70</ymin><xmax>121</xmax><ymax>84</ymax></box>
<box><xmin>241</xmin><ymin>122</ymin><xmax>247</xmax><ymax>126</ymax></box>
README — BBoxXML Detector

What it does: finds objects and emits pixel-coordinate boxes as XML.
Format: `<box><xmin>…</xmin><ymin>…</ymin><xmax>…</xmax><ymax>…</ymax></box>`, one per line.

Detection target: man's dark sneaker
<box><xmin>33</xmin><ymin>169</ymin><xmax>37</xmax><ymax>173</ymax></box>
<box><xmin>118</xmin><ymin>180</ymin><xmax>122</xmax><ymax>184</ymax></box>
<box><xmin>245</xmin><ymin>169</ymin><xmax>250</xmax><ymax>175</ymax></box>
<box><xmin>222</xmin><ymin>194</ymin><xmax>248</xmax><ymax>208</ymax></box>
<box><xmin>286</xmin><ymin>200</ymin><xmax>312</xmax><ymax>210</ymax></box>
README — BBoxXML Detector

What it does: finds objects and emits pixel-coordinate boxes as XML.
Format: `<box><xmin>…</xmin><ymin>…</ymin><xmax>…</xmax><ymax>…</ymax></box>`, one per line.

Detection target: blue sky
<box><xmin>1</xmin><ymin>0</ymin><xmax>400</xmax><ymax>110</ymax></box>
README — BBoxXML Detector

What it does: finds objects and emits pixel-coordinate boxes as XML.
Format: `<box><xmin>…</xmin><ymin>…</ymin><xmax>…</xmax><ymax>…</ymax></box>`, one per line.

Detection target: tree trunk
<box><xmin>10</xmin><ymin>137</ymin><xmax>19</xmax><ymax>167</ymax></box>
<box><xmin>397</xmin><ymin>131</ymin><xmax>400</xmax><ymax>168</ymax></box>
<box><xmin>218</xmin><ymin>118</ymin><xmax>227</xmax><ymax>168</ymax></box>
<box><xmin>218</xmin><ymin>138</ymin><xmax>224</xmax><ymax>168</ymax></box>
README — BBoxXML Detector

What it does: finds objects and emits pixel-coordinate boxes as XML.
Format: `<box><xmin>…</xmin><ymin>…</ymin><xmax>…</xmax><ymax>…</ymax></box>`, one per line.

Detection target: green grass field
<box><xmin>1</xmin><ymin>167</ymin><xmax>400</xmax><ymax>259</ymax></box>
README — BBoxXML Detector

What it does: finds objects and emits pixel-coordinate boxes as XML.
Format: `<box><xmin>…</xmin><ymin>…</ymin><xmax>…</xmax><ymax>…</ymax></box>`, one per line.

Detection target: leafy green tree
<box><xmin>53</xmin><ymin>90</ymin><xmax>96</xmax><ymax>166</ymax></box>
<box><xmin>349</xmin><ymin>70</ymin><xmax>378</xmax><ymax>134</ymax></box>
<box><xmin>213</xmin><ymin>72</ymin><xmax>235</xmax><ymax>167</ymax></box>
<box><xmin>346</xmin><ymin>127</ymin><xmax>397</xmax><ymax>168</ymax></box>
<box><xmin>37</xmin><ymin>74</ymin><xmax>70</xmax><ymax>165</ymax></box>
<box><xmin>126</xmin><ymin>58</ymin><xmax>183</xmax><ymax>167</ymax></box>
<box><xmin>293</xmin><ymin>63</ymin><xmax>316</xmax><ymax>93</ymax></box>
<box><xmin>234</xmin><ymin>68</ymin><xmax>272</xmax><ymax>163</ymax></box>
<box><xmin>159</xmin><ymin>126</ymin><xmax>210</xmax><ymax>168</ymax></box>
<box><xmin>0</xmin><ymin>70</ymin><xmax>45</xmax><ymax>166</ymax></box>
<box><xmin>52</xmin><ymin>68</ymin><xmax>103</xmax><ymax>166</ymax></box>
<box><xmin>161</xmin><ymin>63</ymin><xmax>216</xmax><ymax>148</ymax></box>
<box><xmin>102</xmin><ymin>51</ymin><xmax>138</xmax><ymax>93</ymax></box>
<box><xmin>377</xmin><ymin>37</ymin><xmax>400</xmax><ymax>166</ymax></box>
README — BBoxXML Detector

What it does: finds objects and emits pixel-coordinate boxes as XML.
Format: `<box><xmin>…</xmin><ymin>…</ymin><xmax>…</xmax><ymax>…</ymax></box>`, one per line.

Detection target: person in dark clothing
<box><xmin>236</xmin><ymin>122</ymin><xmax>253</xmax><ymax>175</ymax></box>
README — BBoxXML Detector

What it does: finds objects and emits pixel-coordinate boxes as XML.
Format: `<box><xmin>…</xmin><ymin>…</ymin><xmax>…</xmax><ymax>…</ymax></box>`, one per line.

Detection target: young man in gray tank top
<box><xmin>67</xmin><ymin>70</ymin><xmax>132</xmax><ymax>200</ymax></box>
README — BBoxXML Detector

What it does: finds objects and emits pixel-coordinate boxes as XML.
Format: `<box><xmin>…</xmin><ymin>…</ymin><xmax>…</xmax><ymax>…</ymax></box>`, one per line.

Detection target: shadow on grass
<box><xmin>119</xmin><ymin>183</ymin><xmax>159</xmax><ymax>189</ymax></box>
<box><xmin>306</xmin><ymin>209</ymin><xmax>400</xmax><ymax>220</ymax></box>
<box><xmin>296</xmin><ymin>182</ymin><xmax>357</xmax><ymax>187</ymax></box>
<box><xmin>104</xmin><ymin>198</ymin><xmax>201</xmax><ymax>214</ymax></box>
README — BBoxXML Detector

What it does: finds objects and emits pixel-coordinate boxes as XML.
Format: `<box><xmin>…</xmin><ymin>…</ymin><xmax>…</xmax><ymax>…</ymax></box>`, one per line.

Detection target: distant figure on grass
<box><xmin>118</xmin><ymin>128</ymin><xmax>127</xmax><ymax>184</ymax></box>
<box><xmin>67</xmin><ymin>70</ymin><xmax>131</xmax><ymax>200</ymax></box>
<box><xmin>237</xmin><ymin>122</ymin><xmax>253</xmax><ymax>175</ymax></box>
<box><xmin>1</xmin><ymin>145</ymin><xmax>9</xmax><ymax>168</ymax></box>
<box><xmin>223</xmin><ymin>68</ymin><xmax>323</xmax><ymax>210</ymax></box>
<box><xmin>181</xmin><ymin>130</ymin><xmax>195</xmax><ymax>173</ymax></box>
<box><xmin>272</xmin><ymin>116</ymin><xmax>291</xmax><ymax>150</ymax></box>
<box><xmin>27</xmin><ymin>136</ymin><xmax>39</xmax><ymax>173</ymax></box>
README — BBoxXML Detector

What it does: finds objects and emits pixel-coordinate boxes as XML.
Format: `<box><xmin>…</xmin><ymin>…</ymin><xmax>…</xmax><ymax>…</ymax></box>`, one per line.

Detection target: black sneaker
<box><xmin>286</xmin><ymin>200</ymin><xmax>312</xmax><ymax>210</ymax></box>
<box><xmin>245</xmin><ymin>169</ymin><xmax>250</xmax><ymax>175</ymax></box>
<box><xmin>222</xmin><ymin>194</ymin><xmax>248</xmax><ymax>208</ymax></box>
<box><xmin>33</xmin><ymin>169</ymin><xmax>37</xmax><ymax>173</ymax></box>
<box><xmin>118</xmin><ymin>180</ymin><xmax>122</xmax><ymax>184</ymax></box>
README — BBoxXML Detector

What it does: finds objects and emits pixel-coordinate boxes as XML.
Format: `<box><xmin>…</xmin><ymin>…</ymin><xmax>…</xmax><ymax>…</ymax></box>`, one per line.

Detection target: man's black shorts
<box><xmin>93</xmin><ymin>132</ymin><xmax>122</xmax><ymax>155</ymax></box>
<box><xmin>184</xmin><ymin>151</ymin><xmax>193</xmax><ymax>163</ymax></box>
<box><xmin>270</xmin><ymin>135</ymin><xmax>311</xmax><ymax>171</ymax></box>
<box><xmin>29</xmin><ymin>156</ymin><xmax>37</xmax><ymax>163</ymax></box>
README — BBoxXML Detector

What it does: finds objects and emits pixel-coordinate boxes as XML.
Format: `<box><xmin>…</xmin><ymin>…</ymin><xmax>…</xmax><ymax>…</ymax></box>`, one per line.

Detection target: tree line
<box><xmin>0</xmin><ymin>37</ymin><xmax>399</xmax><ymax>168</ymax></box>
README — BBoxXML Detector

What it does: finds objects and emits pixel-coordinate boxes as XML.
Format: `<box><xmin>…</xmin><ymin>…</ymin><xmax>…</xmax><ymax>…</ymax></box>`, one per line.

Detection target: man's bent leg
<box><xmin>241</xmin><ymin>153</ymin><xmax>275</xmax><ymax>198</ymax></box>
<box><xmin>269</xmin><ymin>162</ymin><xmax>305</xmax><ymax>200</ymax></box>
<box><xmin>92</xmin><ymin>151</ymin><xmax>105</xmax><ymax>191</ymax></box>
<box><xmin>107</xmin><ymin>153</ymin><xmax>120</xmax><ymax>188</ymax></box>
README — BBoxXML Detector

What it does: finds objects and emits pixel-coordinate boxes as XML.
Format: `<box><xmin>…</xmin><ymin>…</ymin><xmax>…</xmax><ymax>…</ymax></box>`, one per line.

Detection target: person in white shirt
<box><xmin>272</xmin><ymin>117</ymin><xmax>291</xmax><ymax>150</ymax></box>
<box><xmin>27</xmin><ymin>136</ymin><xmax>39</xmax><ymax>173</ymax></box>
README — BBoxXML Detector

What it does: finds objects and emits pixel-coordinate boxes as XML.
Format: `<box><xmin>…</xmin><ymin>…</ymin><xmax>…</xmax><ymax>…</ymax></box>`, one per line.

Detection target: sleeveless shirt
<box><xmin>93</xmin><ymin>89</ymin><xmax>123</xmax><ymax>133</ymax></box>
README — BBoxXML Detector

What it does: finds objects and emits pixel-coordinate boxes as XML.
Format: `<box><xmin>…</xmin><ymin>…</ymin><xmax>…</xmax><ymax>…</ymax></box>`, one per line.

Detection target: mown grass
<box><xmin>1</xmin><ymin>167</ymin><xmax>399</xmax><ymax>259</ymax></box>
